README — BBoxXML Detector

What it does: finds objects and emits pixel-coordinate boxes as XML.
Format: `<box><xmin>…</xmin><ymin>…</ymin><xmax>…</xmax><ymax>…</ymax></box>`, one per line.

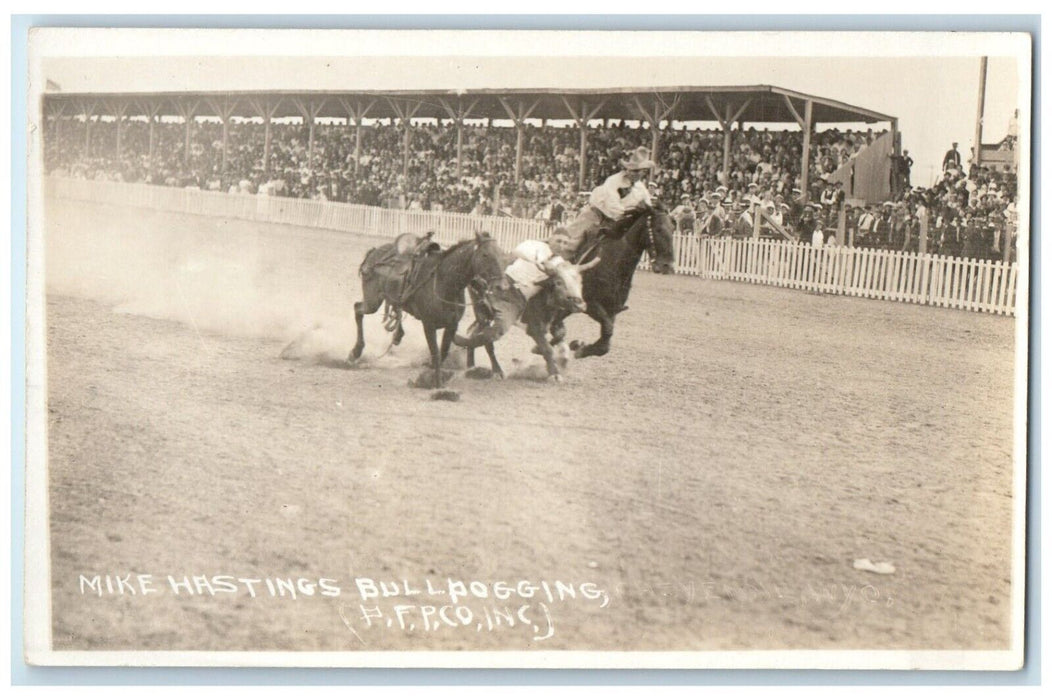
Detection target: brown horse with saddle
<box><xmin>350</xmin><ymin>231</ymin><xmax>506</xmax><ymax>387</ymax></box>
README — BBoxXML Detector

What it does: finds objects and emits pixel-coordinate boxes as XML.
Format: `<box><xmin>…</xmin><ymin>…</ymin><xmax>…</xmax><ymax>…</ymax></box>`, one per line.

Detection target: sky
<box><xmin>33</xmin><ymin>30</ymin><xmax>1029</xmax><ymax>186</ymax></box>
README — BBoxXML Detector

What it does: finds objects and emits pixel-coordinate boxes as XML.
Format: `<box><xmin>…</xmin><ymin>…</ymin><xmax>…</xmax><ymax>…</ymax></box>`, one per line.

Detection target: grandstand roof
<box><xmin>42</xmin><ymin>84</ymin><xmax>895</xmax><ymax>126</ymax></box>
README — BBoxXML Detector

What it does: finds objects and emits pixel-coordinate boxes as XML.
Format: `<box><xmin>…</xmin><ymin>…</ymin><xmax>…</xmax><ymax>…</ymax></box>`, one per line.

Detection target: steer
<box><xmin>460</xmin><ymin>255</ymin><xmax>599</xmax><ymax>381</ymax></box>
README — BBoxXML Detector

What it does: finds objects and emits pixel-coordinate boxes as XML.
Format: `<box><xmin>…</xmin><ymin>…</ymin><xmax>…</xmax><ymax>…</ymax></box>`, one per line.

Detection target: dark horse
<box><xmin>551</xmin><ymin>203</ymin><xmax>676</xmax><ymax>358</ymax></box>
<box><xmin>350</xmin><ymin>232</ymin><xmax>506</xmax><ymax>387</ymax></box>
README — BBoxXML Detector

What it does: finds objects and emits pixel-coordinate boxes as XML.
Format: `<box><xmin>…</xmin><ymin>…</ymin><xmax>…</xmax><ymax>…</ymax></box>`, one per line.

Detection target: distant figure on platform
<box><xmin>943</xmin><ymin>142</ymin><xmax>962</xmax><ymax>172</ymax></box>
<box><xmin>902</xmin><ymin>150</ymin><xmax>914</xmax><ymax>188</ymax></box>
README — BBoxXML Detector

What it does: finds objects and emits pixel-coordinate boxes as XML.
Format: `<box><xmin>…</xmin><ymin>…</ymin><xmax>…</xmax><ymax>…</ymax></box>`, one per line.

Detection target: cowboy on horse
<box><xmin>548</xmin><ymin>146</ymin><xmax>656</xmax><ymax>261</ymax></box>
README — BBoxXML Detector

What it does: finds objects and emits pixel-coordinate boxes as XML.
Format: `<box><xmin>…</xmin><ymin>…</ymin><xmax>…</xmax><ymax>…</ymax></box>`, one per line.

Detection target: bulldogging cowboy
<box><xmin>454</xmin><ymin>239</ymin><xmax>598</xmax><ymax>350</ymax></box>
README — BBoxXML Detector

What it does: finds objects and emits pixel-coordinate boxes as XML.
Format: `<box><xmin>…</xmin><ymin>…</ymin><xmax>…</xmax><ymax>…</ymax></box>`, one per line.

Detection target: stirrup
<box><xmin>382</xmin><ymin>304</ymin><xmax>402</xmax><ymax>332</ymax></box>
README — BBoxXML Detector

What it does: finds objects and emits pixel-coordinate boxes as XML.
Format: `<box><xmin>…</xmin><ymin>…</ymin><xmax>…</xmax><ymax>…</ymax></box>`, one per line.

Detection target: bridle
<box><xmin>644</xmin><ymin>211</ymin><xmax>658</xmax><ymax>261</ymax></box>
<box><xmin>418</xmin><ymin>237</ymin><xmax>503</xmax><ymax>310</ymax></box>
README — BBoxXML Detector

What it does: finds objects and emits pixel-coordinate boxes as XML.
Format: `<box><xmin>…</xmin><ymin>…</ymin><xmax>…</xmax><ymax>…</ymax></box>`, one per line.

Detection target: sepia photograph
<box><xmin>22</xmin><ymin>28</ymin><xmax>1031</xmax><ymax>669</ymax></box>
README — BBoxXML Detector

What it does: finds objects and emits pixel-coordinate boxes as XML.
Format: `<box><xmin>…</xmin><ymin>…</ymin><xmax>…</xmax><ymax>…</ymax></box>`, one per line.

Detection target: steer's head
<box><xmin>547</xmin><ymin>256</ymin><xmax>600</xmax><ymax>314</ymax></box>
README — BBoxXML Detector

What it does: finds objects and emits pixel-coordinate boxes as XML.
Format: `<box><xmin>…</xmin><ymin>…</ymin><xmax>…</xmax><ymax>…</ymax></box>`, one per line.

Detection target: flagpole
<box><xmin>973</xmin><ymin>56</ymin><xmax>988</xmax><ymax>169</ymax></box>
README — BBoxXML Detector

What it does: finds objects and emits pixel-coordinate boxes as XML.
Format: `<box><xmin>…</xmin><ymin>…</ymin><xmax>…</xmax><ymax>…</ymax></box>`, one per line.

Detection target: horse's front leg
<box><xmin>484</xmin><ymin>343</ymin><xmax>504</xmax><ymax>379</ymax></box>
<box><xmin>439</xmin><ymin>326</ymin><xmax>456</xmax><ymax>367</ymax></box>
<box><xmin>422</xmin><ymin>323</ymin><xmax>444</xmax><ymax>388</ymax></box>
<box><xmin>350</xmin><ymin>294</ymin><xmax>382</xmax><ymax>361</ymax></box>
<box><xmin>572</xmin><ymin>305</ymin><xmax>615</xmax><ymax>359</ymax></box>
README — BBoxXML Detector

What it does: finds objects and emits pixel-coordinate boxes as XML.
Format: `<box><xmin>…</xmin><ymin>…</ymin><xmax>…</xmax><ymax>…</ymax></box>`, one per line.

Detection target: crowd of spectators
<box><xmin>44</xmin><ymin>116</ymin><xmax>1018</xmax><ymax>261</ymax></box>
<box><xmin>846</xmin><ymin>161</ymin><xmax>1018</xmax><ymax>261</ymax></box>
<box><xmin>45</xmin><ymin>116</ymin><xmax>878</xmax><ymax>215</ymax></box>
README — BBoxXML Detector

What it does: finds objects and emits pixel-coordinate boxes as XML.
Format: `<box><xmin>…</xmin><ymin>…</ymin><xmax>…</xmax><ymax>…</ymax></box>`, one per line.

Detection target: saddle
<box><xmin>361</xmin><ymin>232</ymin><xmax>442</xmax><ymax>306</ymax></box>
<box><xmin>575</xmin><ymin>209</ymin><xmax>642</xmax><ymax>263</ymax></box>
<box><xmin>572</xmin><ymin>230</ymin><xmax>603</xmax><ymax>264</ymax></box>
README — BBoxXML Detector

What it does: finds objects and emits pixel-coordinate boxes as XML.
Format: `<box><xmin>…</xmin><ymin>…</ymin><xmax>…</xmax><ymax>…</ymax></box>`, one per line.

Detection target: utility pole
<box><xmin>973</xmin><ymin>56</ymin><xmax>988</xmax><ymax>169</ymax></box>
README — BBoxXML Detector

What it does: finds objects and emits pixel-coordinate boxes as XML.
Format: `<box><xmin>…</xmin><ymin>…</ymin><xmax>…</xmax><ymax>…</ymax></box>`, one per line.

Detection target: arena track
<box><xmin>44</xmin><ymin>198</ymin><xmax>1017</xmax><ymax>652</ymax></box>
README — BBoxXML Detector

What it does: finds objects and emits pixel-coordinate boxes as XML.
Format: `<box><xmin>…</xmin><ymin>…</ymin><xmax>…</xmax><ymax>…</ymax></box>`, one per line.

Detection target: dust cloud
<box><xmin>44</xmin><ymin>197</ymin><xmax>569</xmax><ymax>376</ymax></box>
<box><xmin>43</xmin><ymin>199</ymin><xmax>436</xmax><ymax>366</ymax></box>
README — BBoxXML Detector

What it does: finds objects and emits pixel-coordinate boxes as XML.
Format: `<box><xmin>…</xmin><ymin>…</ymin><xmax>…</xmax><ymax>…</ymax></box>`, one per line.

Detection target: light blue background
<box><xmin>10</xmin><ymin>14</ymin><xmax>1041</xmax><ymax>686</ymax></box>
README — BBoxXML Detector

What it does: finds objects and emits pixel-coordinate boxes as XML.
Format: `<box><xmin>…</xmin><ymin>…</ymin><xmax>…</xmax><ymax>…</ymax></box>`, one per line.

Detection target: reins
<box><xmin>404</xmin><ymin>238</ymin><xmax>501</xmax><ymax>310</ymax></box>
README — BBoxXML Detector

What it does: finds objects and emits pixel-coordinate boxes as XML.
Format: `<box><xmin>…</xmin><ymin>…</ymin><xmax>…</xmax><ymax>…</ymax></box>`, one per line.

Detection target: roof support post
<box><xmin>79</xmin><ymin>100</ymin><xmax>97</xmax><ymax>155</ymax></box>
<box><xmin>47</xmin><ymin>101</ymin><xmax>67</xmax><ymax>147</ymax></box>
<box><xmin>356</xmin><ymin>120</ymin><xmax>363</xmax><ymax>175</ymax></box>
<box><xmin>174</xmin><ymin>99</ymin><xmax>200</xmax><ymax>166</ymax></box>
<box><xmin>456</xmin><ymin>121</ymin><xmax>464</xmax><ymax>178</ymax></box>
<box><xmin>707</xmin><ymin>99</ymin><xmax>731</xmax><ymax>187</ymax></box>
<box><xmin>292</xmin><ymin>97</ymin><xmax>328</xmax><ymax>167</ymax></box>
<box><xmin>248</xmin><ymin>97</ymin><xmax>282</xmax><ymax>175</ymax></box>
<box><xmin>338</xmin><ymin>98</ymin><xmax>376</xmax><ymax>176</ymax></box>
<box><xmin>562</xmin><ymin>96</ymin><xmax>606</xmax><ymax>190</ymax></box>
<box><xmin>108</xmin><ymin>100</ymin><xmax>129</xmax><ymax>159</ymax></box>
<box><xmin>386</xmin><ymin>98</ymin><xmax>422</xmax><ymax>181</ymax></box>
<box><xmin>722</xmin><ymin>115</ymin><xmax>732</xmax><ymax>187</ymax></box>
<box><xmin>633</xmin><ymin>94</ymin><xmax>680</xmax><ymax>177</ymax></box>
<box><xmin>515</xmin><ymin>123</ymin><xmax>524</xmax><ymax>185</ymax></box>
<box><xmin>498</xmin><ymin>97</ymin><xmax>541</xmax><ymax>185</ymax></box>
<box><xmin>206</xmin><ymin>96</ymin><xmax>239</xmax><ymax>175</ymax></box>
<box><xmin>800</xmin><ymin>99</ymin><xmax>814</xmax><ymax>203</ymax></box>
<box><xmin>579</xmin><ymin>116</ymin><xmax>588</xmax><ymax>190</ymax></box>
<box><xmin>439</xmin><ymin>97</ymin><xmax>479</xmax><ymax>179</ymax></box>
<box><xmin>707</xmin><ymin>96</ymin><xmax>750</xmax><ymax>188</ymax></box>
<box><xmin>137</xmin><ymin>99</ymin><xmax>161</xmax><ymax>163</ymax></box>
<box><xmin>404</xmin><ymin>119</ymin><xmax>411</xmax><ymax>180</ymax></box>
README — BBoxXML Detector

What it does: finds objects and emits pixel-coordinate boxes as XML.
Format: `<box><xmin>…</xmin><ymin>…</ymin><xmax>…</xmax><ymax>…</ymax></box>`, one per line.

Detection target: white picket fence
<box><xmin>46</xmin><ymin>177</ymin><xmax>550</xmax><ymax>252</ymax></box>
<box><xmin>670</xmin><ymin>235</ymin><xmax>1018</xmax><ymax>316</ymax></box>
<box><xmin>47</xmin><ymin>177</ymin><xmax>1019</xmax><ymax>317</ymax></box>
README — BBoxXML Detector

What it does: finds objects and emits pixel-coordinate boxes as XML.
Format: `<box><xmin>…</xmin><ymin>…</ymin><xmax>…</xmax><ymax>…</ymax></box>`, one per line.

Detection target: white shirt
<box><xmin>505</xmin><ymin>240</ymin><xmax>564</xmax><ymax>299</ymax></box>
<box><xmin>858</xmin><ymin>212</ymin><xmax>876</xmax><ymax>232</ymax></box>
<box><xmin>588</xmin><ymin>171</ymin><xmax>652</xmax><ymax>220</ymax></box>
<box><xmin>812</xmin><ymin>229</ymin><xmax>825</xmax><ymax>248</ymax></box>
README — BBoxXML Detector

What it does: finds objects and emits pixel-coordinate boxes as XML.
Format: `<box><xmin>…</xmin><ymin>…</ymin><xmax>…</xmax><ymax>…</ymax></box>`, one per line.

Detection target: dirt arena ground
<box><xmin>42</xmin><ymin>198</ymin><xmax>1019</xmax><ymax>654</ymax></box>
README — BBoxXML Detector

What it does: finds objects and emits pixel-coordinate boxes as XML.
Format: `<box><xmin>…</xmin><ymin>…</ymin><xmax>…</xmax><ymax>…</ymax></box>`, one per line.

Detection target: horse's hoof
<box><xmin>464</xmin><ymin>367</ymin><xmax>493</xmax><ymax>380</ymax></box>
<box><xmin>530</xmin><ymin>345</ymin><xmax>542</xmax><ymax>355</ymax></box>
<box><xmin>569</xmin><ymin>340</ymin><xmax>584</xmax><ymax>351</ymax></box>
<box><xmin>430</xmin><ymin>390</ymin><xmax>460</xmax><ymax>402</ymax></box>
<box><xmin>548</xmin><ymin>374</ymin><xmax>564</xmax><ymax>383</ymax></box>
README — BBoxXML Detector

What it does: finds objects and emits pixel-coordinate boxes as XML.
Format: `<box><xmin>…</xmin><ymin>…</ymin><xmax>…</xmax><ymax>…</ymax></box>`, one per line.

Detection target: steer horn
<box><xmin>577</xmin><ymin>257</ymin><xmax>601</xmax><ymax>272</ymax></box>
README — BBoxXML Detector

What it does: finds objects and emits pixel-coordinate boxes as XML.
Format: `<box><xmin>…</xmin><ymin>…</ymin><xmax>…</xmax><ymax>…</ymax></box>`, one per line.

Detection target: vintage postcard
<box><xmin>23</xmin><ymin>28</ymin><xmax>1031</xmax><ymax>669</ymax></box>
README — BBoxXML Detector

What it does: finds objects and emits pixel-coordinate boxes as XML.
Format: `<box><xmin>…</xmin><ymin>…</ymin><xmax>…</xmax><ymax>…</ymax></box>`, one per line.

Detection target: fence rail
<box><xmin>47</xmin><ymin>177</ymin><xmax>1019</xmax><ymax>317</ymax></box>
<box><xmin>669</xmin><ymin>235</ymin><xmax>1018</xmax><ymax>315</ymax></box>
<box><xmin>46</xmin><ymin>177</ymin><xmax>551</xmax><ymax>252</ymax></box>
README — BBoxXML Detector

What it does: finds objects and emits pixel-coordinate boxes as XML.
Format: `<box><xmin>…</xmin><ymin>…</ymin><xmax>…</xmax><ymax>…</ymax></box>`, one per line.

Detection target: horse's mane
<box><xmin>440</xmin><ymin>234</ymin><xmax>497</xmax><ymax>259</ymax></box>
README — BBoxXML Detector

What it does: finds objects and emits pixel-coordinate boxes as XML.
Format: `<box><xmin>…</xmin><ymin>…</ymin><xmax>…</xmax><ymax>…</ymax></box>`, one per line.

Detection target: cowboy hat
<box><xmin>620</xmin><ymin>147</ymin><xmax>656</xmax><ymax>171</ymax></box>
